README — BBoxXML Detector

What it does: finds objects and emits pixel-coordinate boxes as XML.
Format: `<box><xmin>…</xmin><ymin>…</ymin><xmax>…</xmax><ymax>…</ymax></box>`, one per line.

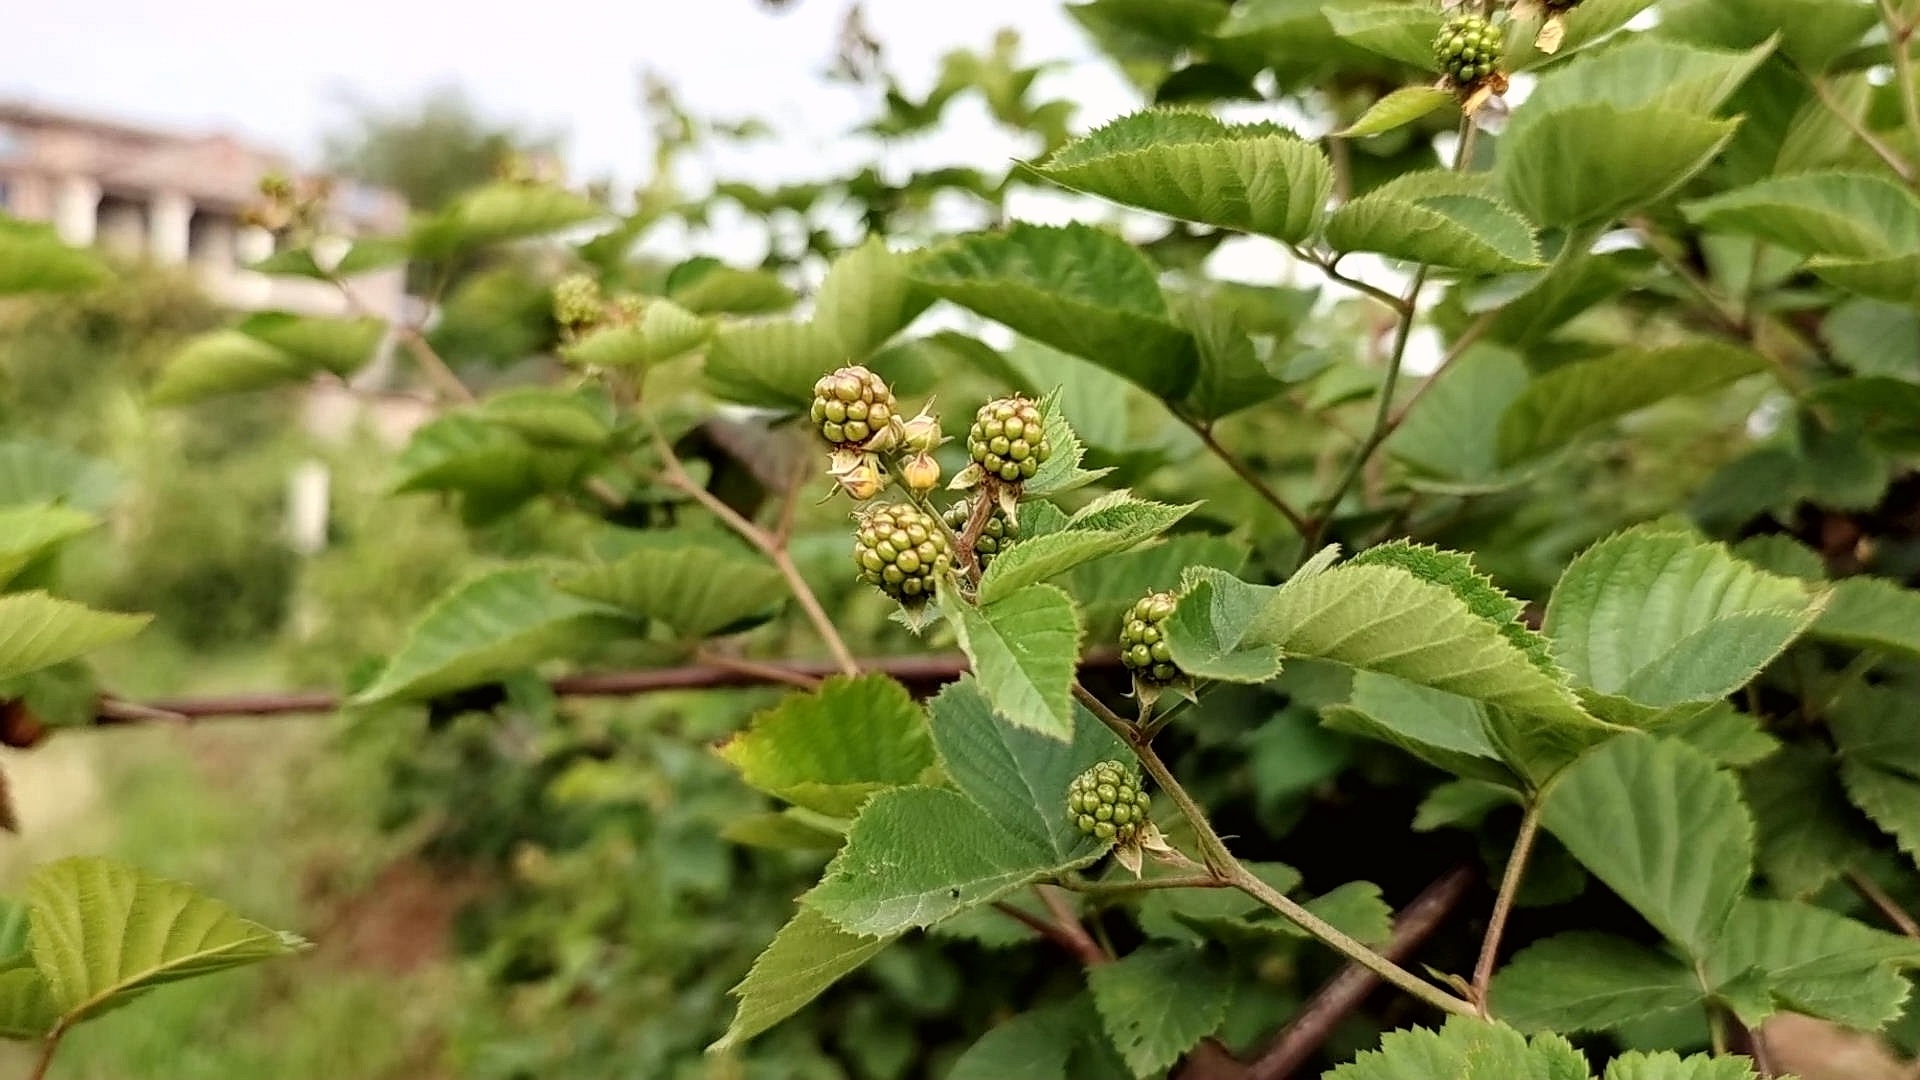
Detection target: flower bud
<box><xmin>901</xmin><ymin>408</ymin><xmax>943</xmax><ymax>455</ymax></box>
<box><xmin>901</xmin><ymin>452</ymin><xmax>941</xmax><ymax>495</ymax></box>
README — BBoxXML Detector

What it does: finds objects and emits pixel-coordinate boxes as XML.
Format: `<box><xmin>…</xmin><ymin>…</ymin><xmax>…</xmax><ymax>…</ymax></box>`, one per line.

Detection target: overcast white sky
<box><xmin>5</xmin><ymin>0</ymin><xmax>1136</xmax><ymax>187</ymax></box>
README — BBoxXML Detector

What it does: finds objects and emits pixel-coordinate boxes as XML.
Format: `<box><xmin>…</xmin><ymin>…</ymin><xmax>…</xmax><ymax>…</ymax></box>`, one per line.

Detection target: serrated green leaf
<box><xmin>1602</xmin><ymin>1051</ymin><xmax>1759</xmax><ymax>1080</ymax></box>
<box><xmin>1163</xmin><ymin>573</ymin><xmax>1284</xmax><ymax>684</ymax></box>
<box><xmin>560</xmin><ymin>299</ymin><xmax>712</xmax><ymax>368</ymax></box>
<box><xmin>1684</xmin><ymin>172</ymin><xmax>1920</xmax><ymax>259</ymax></box>
<box><xmin>1543</xmin><ymin>526</ymin><xmax>1821</xmax><ymax>709</ymax></box>
<box><xmin>28</xmin><ymin>857</ymin><xmax>305</xmax><ymax>1025</ymax></box>
<box><xmin>1327</xmin><ymin>172</ymin><xmax>1542</xmax><ymax>273</ymax></box>
<box><xmin>558</xmin><ymin>544</ymin><xmax>784</xmax><ymax>638</ymax></box>
<box><xmin>1490</xmin><ymin>932</ymin><xmax>1702</xmax><ymax>1035</ymax></box>
<box><xmin>718</xmin><ymin>675</ymin><xmax>935</xmax><ymax>819</ymax></box>
<box><xmin>1087</xmin><ymin>946</ymin><xmax>1233</xmax><ymax>1078</ymax></box>
<box><xmin>1706</xmin><ymin>897</ymin><xmax>1920</xmax><ymax>1030</ymax></box>
<box><xmin>1327</xmin><ymin>1016</ymin><xmax>1592</xmax><ymax>1080</ymax></box>
<box><xmin>712</xmin><ymin>905</ymin><xmax>896</xmax><ymax>1051</ymax></box>
<box><xmin>410</xmin><ymin>182</ymin><xmax>604</xmax><ymax>256</ymax></box>
<box><xmin>1526</xmin><ymin>37</ymin><xmax>1773</xmax><ymax>115</ymax></box>
<box><xmin>1667</xmin><ymin>704</ymin><xmax>1779</xmax><ymax>768</ymax></box>
<box><xmin>0</xmin><ymin>504</ymin><xmax>95</xmax><ymax>587</ymax></box>
<box><xmin>704</xmin><ymin>318</ymin><xmax>843</xmax><ymax>411</ymax></box>
<box><xmin>0</xmin><ymin>592</ymin><xmax>148</xmax><ymax>680</ymax></box>
<box><xmin>927</xmin><ymin>677</ymin><xmax>1128</xmax><ymax>861</ymax></box>
<box><xmin>1744</xmin><ymin>745</ymin><xmax>1870</xmax><ymax>898</ymax></box>
<box><xmin>1324</xmin><ymin>3</ymin><xmax>1446</xmax><ymax>70</ymax></box>
<box><xmin>914</xmin><ymin>223</ymin><xmax>1197</xmax><ymax>400</ymax></box>
<box><xmin>948</xmin><ymin>583</ymin><xmax>1083</xmax><ymax>742</ymax></box>
<box><xmin>1540</xmin><ymin>733</ymin><xmax>1752</xmax><ymax>956</ymax></box>
<box><xmin>235</xmin><ymin>311</ymin><xmax>386</xmax><ymax>377</ymax></box>
<box><xmin>473</xmin><ymin>387</ymin><xmax>611</xmax><ymax>448</ymax></box>
<box><xmin>1174</xmin><ymin>288</ymin><xmax>1289</xmax><ymax>423</ymax></box>
<box><xmin>1808</xmin><ymin>252</ymin><xmax>1920</xmax><ymax>304</ymax></box>
<box><xmin>1023</xmin><ymin>391</ymin><xmax>1115</xmax><ymax>497</ymax></box>
<box><xmin>977</xmin><ymin>495</ymin><xmax>1194</xmax><ymax>605</ymax></box>
<box><xmin>811</xmin><ymin>236</ymin><xmax>932</xmax><ymax>357</ymax></box>
<box><xmin>1813</xmin><ymin>576</ymin><xmax>1920</xmax><ymax>658</ymax></box>
<box><xmin>0</xmin><ymin>222</ymin><xmax>110</xmax><ymax>294</ymax></box>
<box><xmin>1499</xmin><ymin>105</ymin><xmax>1739</xmax><ymax>227</ymax></box>
<box><xmin>948</xmin><ymin>1000</ymin><xmax>1084</xmax><ymax>1080</ymax></box>
<box><xmin>1831</xmin><ymin>684</ymin><xmax>1920</xmax><ymax>779</ymax></box>
<box><xmin>351</xmin><ymin>568</ymin><xmax>636</xmax><ymax>705</ymax></box>
<box><xmin>151</xmin><ymin>330</ymin><xmax>311</xmax><ymax>405</ymax></box>
<box><xmin>1387</xmin><ymin>345</ymin><xmax>1533</xmax><ymax>487</ymax></box>
<box><xmin>1324</xmin><ymin>673</ymin><xmax>1517</xmax><ymax>786</ymax></box>
<box><xmin>1509</xmin><ymin>0</ymin><xmax>1657</xmax><ymax>70</ymax></box>
<box><xmin>1351</xmin><ymin>540</ymin><xmax>1556</xmax><ymax>676</ymax></box>
<box><xmin>1497</xmin><ymin>344</ymin><xmax>1768</xmax><ymax>465</ymax></box>
<box><xmin>805</xmin><ymin>786</ymin><xmax>1104</xmax><ymax>936</ymax></box>
<box><xmin>1840</xmin><ymin>760</ymin><xmax>1920</xmax><ymax>870</ymax></box>
<box><xmin>1032</xmin><ymin>110</ymin><xmax>1333</xmax><ymax>244</ymax></box>
<box><xmin>665</xmin><ymin>259</ymin><xmax>796</xmax><ymax>315</ymax></box>
<box><xmin>1341</xmin><ymin>86</ymin><xmax>1456</xmax><ymax>138</ymax></box>
<box><xmin>1414</xmin><ymin>779</ymin><xmax>1521</xmax><ymax>832</ymax></box>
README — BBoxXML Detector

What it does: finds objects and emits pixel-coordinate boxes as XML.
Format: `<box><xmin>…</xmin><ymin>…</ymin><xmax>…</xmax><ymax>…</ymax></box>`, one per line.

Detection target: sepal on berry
<box><xmin>828</xmin><ymin>448</ymin><xmax>888</xmax><ymax>502</ymax></box>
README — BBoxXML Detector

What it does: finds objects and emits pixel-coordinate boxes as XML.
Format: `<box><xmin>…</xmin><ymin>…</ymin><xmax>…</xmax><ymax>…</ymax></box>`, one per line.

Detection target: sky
<box><xmin>4</xmin><ymin>0</ymin><xmax>1136</xmax><ymax>188</ymax></box>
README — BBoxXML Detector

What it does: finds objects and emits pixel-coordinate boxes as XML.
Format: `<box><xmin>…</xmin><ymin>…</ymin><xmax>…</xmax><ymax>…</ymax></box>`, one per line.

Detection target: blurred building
<box><xmin>0</xmin><ymin>100</ymin><xmax>409</xmax><ymax>321</ymax></box>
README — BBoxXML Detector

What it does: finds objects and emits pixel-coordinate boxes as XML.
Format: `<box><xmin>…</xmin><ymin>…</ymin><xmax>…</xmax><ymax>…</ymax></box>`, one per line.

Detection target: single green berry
<box><xmin>1067</xmin><ymin>760</ymin><xmax>1153</xmax><ymax>845</ymax></box>
<box><xmin>810</xmin><ymin>366</ymin><xmax>898</xmax><ymax>450</ymax></box>
<box><xmin>966</xmin><ymin>397</ymin><xmax>1051</xmax><ymax>486</ymax></box>
<box><xmin>943</xmin><ymin>498</ymin><xmax>1019</xmax><ymax>567</ymax></box>
<box><xmin>853</xmin><ymin>503</ymin><xmax>951</xmax><ymax>604</ymax></box>
<box><xmin>1433</xmin><ymin>12</ymin><xmax>1504</xmax><ymax>87</ymax></box>
<box><xmin>1119</xmin><ymin>591</ymin><xmax>1183</xmax><ymax>686</ymax></box>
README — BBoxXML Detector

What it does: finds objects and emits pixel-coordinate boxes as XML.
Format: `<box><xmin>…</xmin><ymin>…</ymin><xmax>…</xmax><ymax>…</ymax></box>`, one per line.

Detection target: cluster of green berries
<box><xmin>553</xmin><ymin>274</ymin><xmax>604</xmax><ymax>335</ymax></box>
<box><xmin>1067</xmin><ymin>760</ymin><xmax>1153</xmax><ymax>845</ymax></box>
<box><xmin>1433</xmin><ymin>13</ymin><xmax>1503</xmax><ymax>87</ymax></box>
<box><xmin>853</xmin><ymin>503</ymin><xmax>951</xmax><ymax>604</ymax></box>
<box><xmin>811</xmin><ymin>366</ymin><xmax>898</xmax><ymax>450</ymax></box>
<box><xmin>967</xmin><ymin>397</ymin><xmax>1051</xmax><ymax>484</ymax></box>
<box><xmin>943</xmin><ymin>499</ymin><xmax>1018</xmax><ymax>568</ymax></box>
<box><xmin>1120</xmin><ymin>592</ymin><xmax>1182</xmax><ymax>686</ymax></box>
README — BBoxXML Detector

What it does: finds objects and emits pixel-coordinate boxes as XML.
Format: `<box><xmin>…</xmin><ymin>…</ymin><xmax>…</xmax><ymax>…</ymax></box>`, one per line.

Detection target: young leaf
<box><xmin>1705</xmin><ymin>897</ymin><xmax>1920</xmax><ymax>1030</ymax></box>
<box><xmin>948</xmin><ymin>583</ymin><xmax>1083</xmax><ymax>742</ymax></box>
<box><xmin>976</xmin><ymin>495</ymin><xmax>1195</xmax><ymax>605</ymax></box>
<box><xmin>0</xmin><ymin>504</ymin><xmax>96</xmax><ymax>588</ymax></box>
<box><xmin>1340</xmin><ymin>86</ymin><xmax>1456</xmax><ymax>138</ymax></box>
<box><xmin>1326</xmin><ymin>1016</ymin><xmax>1592</xmax><ymax>1080</ymax></box>
<box><xmin>0</xmin><ymin>592</ymin><xmax>149</xmax><ymax>680</ymax></box>
<box><xmin>718</xmin><ymin>675</ymin><xmax>936</xmax><ymax>819</ymax></box>
<box><xmin>1162</xmin><ymin>572</ymin><xmax>1284</xmax><ymax>684</ymax></box>
<box><xmin>1326</xmin><ymin>172</ymin><xmax>1542</xmax><ymax>274</ymax></box>
<box><xmin>711</xmin><ymin>906</ymin><xmax>897</xmax><ymax>1051</ymax></box>
<box><xmin>913</xmin><ymin>223</ymin><xmax>1198</xmax><ymax>400</ymax></box>
<box><xmin>1086</xmin><ymin>946</ymin><xmax>1233</xmax><ymax>1078</ymax></box>
<box><xmin>1022</xmin><ymin>391</ymin><xmax>1115</xmax><ymax>497</ymax></box>
<box><xmin>926</xmin><ymin>677</ymin><xmax>1127</xmax><ymax>860</ymax></box>
<box><xmin>1685</xmin><ymin>171</ymin><xmax>1920</xmax><ymax>260</ymax></box>
<box><xmin>351</xmin><ymin>568</ymin><xmax>637</xmax><ymax>705</ymax></box>
<box><xmin>1602</xmin><ymin>1052</ymin><xmax>1760</xmax><ymax>1080</ymax></box>
<box><xmin>1539</xmin><ymin>733</ymin><xmax>1752</xmax><ymax>956</ymax></box>
<box><xmin>151</xmin><ymin>330</ymin><xmax>311</xmax><ymax>405</ymax></box>
<box><xmin>1496</xmin><ymin>343</ymin><xmax>1768</xmax><ymax>465</ymax></box>
<box><xmin>1031</xmin><ymin>110</ymin><xmax>1333</xmax><ymax>244</ymax></box>
<box><xmin>28</xmin><ymin>857</ymin><xmax>306</xmax><ymax>1025</ymax></box>
<box><xmin>559</xmin><ymin>299</ymin><xmax>712</xmax><ymax>368</ymax></box>
<box><xmin>1489</xmin><ymin>932</ymin><xmax>1703</xmax><ymax>1034</ymax></box>
<box><xmin>804</xmin><ymin>786</ymin><xmax>1104</xmax><ymax>936</ymax></box>
<box><xmin>1542</xmin><ymin>527</ymin><xmax>1821</xmax><ymax>711</ymax></box>
<box><xmin>558</xmin><ymin>545</ymin><xmax>785</xmax><ymax>638</ymax></box>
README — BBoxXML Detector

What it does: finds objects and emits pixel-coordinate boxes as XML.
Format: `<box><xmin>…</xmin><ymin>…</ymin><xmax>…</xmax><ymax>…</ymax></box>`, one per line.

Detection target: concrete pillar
<box><xmin>148</xmin><ymin>191</ymin><xmax>192</xmax><ymax>265</ymax></box>
<box><xmin>54</xmin><ymin>176</ymin><xmax>100</xmax><ymax>247</ymax></box>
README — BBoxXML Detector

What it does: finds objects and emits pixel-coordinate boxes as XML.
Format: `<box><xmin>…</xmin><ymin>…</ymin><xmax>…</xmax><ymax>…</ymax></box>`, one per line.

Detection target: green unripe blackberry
<box><xmin>966</xmin><ymin>397</ymin><xmax>1051</xmax><ymax>485</ymax></box>
<box><xmin>944</xmin><ymin>498</ymin><xmax>1018</xmax><ymax>567</ymax></box>
<box><xmin>552</xmin><ymin>274</ymin><xmax>604</xmax><ymax>335</ymax></box>
<box><xmin>1119</xmin><ymin>591</ymin><xmax>1182</xmax><ymax>685</ymax></box>
<box><xmin>810</xmin><ymin>366</ymin><xmax>898</xmax><ymax>450</ymax></box>
<box><xmin>853</xmin><ymin>503</ymin><xmax>951</xmax><ymax>604</ymax></box>
<box><xmin>1433</xmin><ymin>13</ymin><xmax>1503</xmax><ymax>87</ymax></box>
<box><xmin>1067</xmin><ymin>760</ymin><xmax>1153</xmax><ymax>845</ymax></box>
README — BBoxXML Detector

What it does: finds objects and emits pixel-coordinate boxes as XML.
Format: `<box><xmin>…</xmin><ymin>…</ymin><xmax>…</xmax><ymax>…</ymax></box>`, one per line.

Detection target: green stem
<box><xmin>1065</xmin><ymin>872</ymin><xmax>1227</xmax><ymax>898</ymax></box>
<box><xmin>1471</xmin><ymin>799</ymin><xmax>1543</xmax><ymax>1011</ymax></box>
<box><xmin>1177</xmin><ymin>412</ymin><xmax>1311</xmax><ymax>536</ymax></box>
<box><xmin>1069</xmin><ymin>682</ymin><xmax>1476</xmax><ymax>1018</ymax></box>
<box><xmin>1810</xmin><ymin>75</ymin><xmax>1915</xmax><ymax>184</ymax></box>
<box><xmin>28</xmin><ymin>1023</ymin><xmax>67</xmax><ymax>1080</ymax></box>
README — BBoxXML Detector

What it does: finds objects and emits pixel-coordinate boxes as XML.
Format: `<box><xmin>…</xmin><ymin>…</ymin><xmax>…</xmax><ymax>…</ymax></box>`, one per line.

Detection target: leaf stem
<box><xmin>650</xmin><ymin>428</ymin><xmax>860</xmax><ymax>677</ymax></box>
<box><xmin>1065</xmin><ymin>872</ymin><xmax>1228</xmax><ymax>897</ymax></box>
<box><xmin>1177</xmin><ymin>412</ymin><xmax>1311</xmax><ymax>535</ymax></box>
<box><xmin>1471</xmin><ymin>798</ymin><xmax>1543</xmax><ymax>1011</ymax></box>
<box><xmin>28</xmin><ymin>1023</ymin><xmax>68</xmax><ymax>1080</ymax></box>
<box><xmin>1847</xmin><ymin>867</ymin><xmax>1920</xmax><ymax>938</ymax></box>
<box><xmin>1070</xmin><ymin>682</ymin><xmax>1475</xmax><ymax>1018</ymax></box>
<box><xmin>1380</xmin><ymin>308</ymin><xmax>1497</xmax><ymax>439</ymax></box>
